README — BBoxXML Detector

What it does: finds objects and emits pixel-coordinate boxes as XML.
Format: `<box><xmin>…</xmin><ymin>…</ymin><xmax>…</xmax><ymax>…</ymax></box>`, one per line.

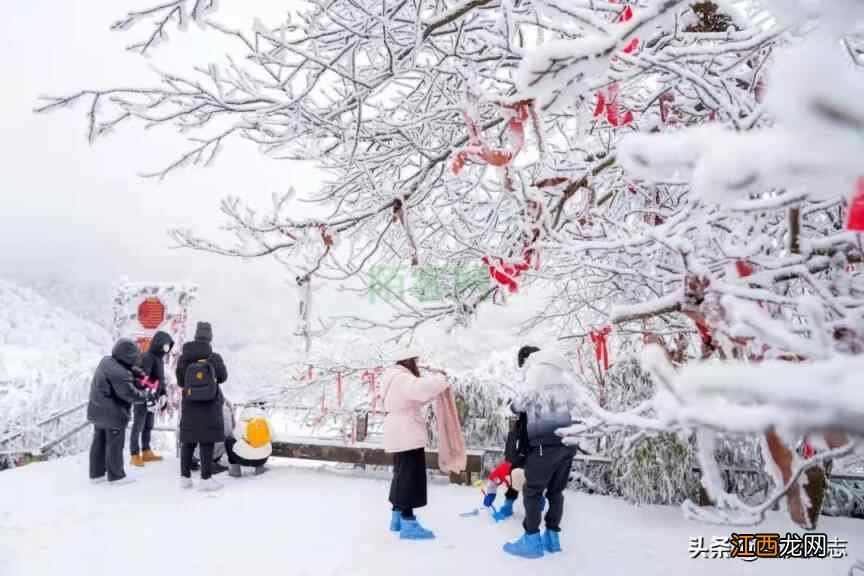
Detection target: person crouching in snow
<box><xmin>482</xmin><ymin>410</ymin><xmax>537</xmax><ymax>521</ymax></box>
<box><xmin>130</xmin><ymin>330</ymin><xmax>174</xmax><ymax>467</ymax></box>
<box><xmin>383</xmin><ymin>347</ymin><xmax>450</xmax><ymax>540</ymax></box>
<box><xmin>483</xmin><ymin>460</ymin><xmax>523</xmax><ymax>521</ymax></box>
<box><xmin>87</xmin><ymin>339</ymin><xmax>155</xmax><ymax>485</ymax></box>
<box><xmin>226</xmin><ymin>405</ymin><xmax>273</xmax><ymax>477</ymax></box>
<box><xmin>503</xmin><ymin>345</ymin><xmax>578</xmax><ymax>559</ymax></box>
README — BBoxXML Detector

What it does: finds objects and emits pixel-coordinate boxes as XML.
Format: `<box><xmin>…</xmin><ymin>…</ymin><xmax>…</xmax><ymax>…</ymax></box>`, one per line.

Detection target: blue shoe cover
<box><xmin>543</xmin><ymin>530</ymin><xmax>562</xmax><ymax>553</ymax></box>
<box><xmin>390</xmin><ymin>511</ymin><xmax>402</xmax><ymax>532</ymax></box>
<box><xmin>493</xmin><ymin>498</ymin><xmax>515</xmax><ymax>522</ymax></box>
<box><xmin>399</xmin><ymin>519</ymin><xmax>435</xmax><ymax>540</ymax></box>
<box><xmin>503</xmin><ymin>532</ymin><xmax>544</xmax><ymax>559</ymax></box>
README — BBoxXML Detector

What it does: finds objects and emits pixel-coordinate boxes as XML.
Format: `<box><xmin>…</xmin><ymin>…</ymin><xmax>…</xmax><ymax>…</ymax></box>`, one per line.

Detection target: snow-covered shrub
<box><xmin>581</xmin><ymin>356</ymin><xmax>700</xmax><ymax>504</ymax></box>
<box><xmin>610</xmin><ymin>432</ymin><xmax>699</xmax><ymax>505</ymax></box>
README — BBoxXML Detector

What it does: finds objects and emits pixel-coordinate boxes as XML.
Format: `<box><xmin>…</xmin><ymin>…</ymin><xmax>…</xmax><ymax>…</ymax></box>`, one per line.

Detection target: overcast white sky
<box><xmin>0</xmin><ymin>0</ymin><xmax>343</xmax><ymax>344</ymax></box>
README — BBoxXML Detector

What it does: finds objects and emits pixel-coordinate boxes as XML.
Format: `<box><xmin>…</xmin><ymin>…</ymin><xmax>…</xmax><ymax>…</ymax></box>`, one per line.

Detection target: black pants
<box><xmin>389</xmin><ymin>448</ymin><xmax>427</xmax><ymax>516</ymax></box>
<box><xmin>225</xmin><ymin>437</ymin><xmax>268</xmax><ymax>468</ymax></box>
<box><xmin>181</xmin><ymin>442</ymin><xmax>214</xmax><ymax>479</ymax></box>
<box><xmin>129</xmin><ymin>404</ymin><xmax>154</xmax><ymax>455</ymax></box>
<box><xmin>522</xmin><ymin>445</ymin><xmax>575</xmax><ymax>534</ymax></box>
<box><xmin>90</xmin><ymin>427</ymin><xmax>126</xmax><ymax>481</ymax></box>
<box><xmin>505</xmin><ymin>487</ymin><xmax>519</xmax><ymax>500</ymax></box>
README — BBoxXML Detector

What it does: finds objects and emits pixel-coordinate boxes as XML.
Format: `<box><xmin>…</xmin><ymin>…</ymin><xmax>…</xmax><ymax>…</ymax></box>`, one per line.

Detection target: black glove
<box><xmin>131</xmin><ymin>366</ymin><xmax>146</xmax><ymax>379</ymax></box>
<box><xmin>144</xmin><ymin>389</ymin><xmax>158</xmax><ymax>410</ymax></box>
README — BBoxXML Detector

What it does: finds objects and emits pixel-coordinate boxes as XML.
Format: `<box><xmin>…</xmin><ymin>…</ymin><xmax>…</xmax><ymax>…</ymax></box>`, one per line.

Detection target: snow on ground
<box><xmin>1</xmin><ymin>455</ymin><xmax>861</xmax><ymax>576</ymax></box>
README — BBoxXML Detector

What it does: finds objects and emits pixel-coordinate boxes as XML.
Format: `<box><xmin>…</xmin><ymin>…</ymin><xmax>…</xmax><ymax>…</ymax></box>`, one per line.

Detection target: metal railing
<box><xmin>0</xmin><ymin>401</ymin><xmax>89</xmax><ymax>458</ymax></box>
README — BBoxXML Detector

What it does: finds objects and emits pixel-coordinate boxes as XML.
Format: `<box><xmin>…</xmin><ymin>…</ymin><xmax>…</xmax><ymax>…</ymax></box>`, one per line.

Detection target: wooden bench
<box><xmin>270</xmin><ymin>437</ymin><xmax>483</xmax><ymax>485</ymax></box>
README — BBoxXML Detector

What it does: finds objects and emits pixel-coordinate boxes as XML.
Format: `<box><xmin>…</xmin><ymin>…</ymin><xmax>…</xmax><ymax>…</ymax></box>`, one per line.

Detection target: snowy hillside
<box><xmin>0</xmin><ymin>278</ymin><xmax>110</xmax><ymax>445</ymax></box>
<box><xmin>1</xmin><ymin>455</ymin><xmax>862</xmax><ymax>576</ymax></box>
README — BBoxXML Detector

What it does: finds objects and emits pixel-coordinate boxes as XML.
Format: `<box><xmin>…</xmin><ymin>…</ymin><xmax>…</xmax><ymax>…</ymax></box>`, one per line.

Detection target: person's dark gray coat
<box><xmin>87</xmin><ymin>339</ymin><xmax>149</xmax><ymax>430</ymax></box>
<box><xmin>176</xmin><ymin>338</ymin><xmax>227</xmax><ymax>444</ymax></box>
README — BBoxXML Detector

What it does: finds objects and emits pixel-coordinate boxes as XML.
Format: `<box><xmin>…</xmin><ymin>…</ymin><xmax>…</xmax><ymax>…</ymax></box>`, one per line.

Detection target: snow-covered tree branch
<box><xmin>37</xmin><ymin>0</ymin><xmax>864</xmax><ymax>528</ymax></box>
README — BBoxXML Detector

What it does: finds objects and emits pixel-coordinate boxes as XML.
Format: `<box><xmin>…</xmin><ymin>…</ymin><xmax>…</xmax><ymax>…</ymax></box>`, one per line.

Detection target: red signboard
<box><xmin>138</xmin><ymin>298</ymin><xmax>165</xmax><ymax>329</ymax></box>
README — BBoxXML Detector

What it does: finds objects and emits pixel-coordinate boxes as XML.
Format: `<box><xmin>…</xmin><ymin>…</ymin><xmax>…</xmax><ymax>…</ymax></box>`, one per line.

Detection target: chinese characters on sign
<box><xmin>689</xmin><ymin>534</ymin><xmax>847</xmax><ymax>560</ymax></box>
<box><xmin>367</xmin><ymin>264</ymin><xmax>488</xmax><ymax>303</ymax></box>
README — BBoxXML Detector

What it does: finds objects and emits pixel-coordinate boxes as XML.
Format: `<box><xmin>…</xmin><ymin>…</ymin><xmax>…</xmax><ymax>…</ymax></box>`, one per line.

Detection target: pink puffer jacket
<box><xmin>382</xmin><ymin>365</ymin><xmax>449</xmax><ymax>453</ymax></box>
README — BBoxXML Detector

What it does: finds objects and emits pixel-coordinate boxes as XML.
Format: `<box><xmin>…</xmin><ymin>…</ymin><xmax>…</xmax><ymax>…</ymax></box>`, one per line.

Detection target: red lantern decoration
<box><xmin>137</xmin><ymin>298</ymin><xmax>165</xmax><ymax>330</ymax></box>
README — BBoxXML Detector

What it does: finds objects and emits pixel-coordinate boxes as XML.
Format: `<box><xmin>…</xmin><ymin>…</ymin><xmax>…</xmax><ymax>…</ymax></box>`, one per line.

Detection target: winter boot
<box><xmin>197</xmin><ymin>478</ymin><xmax>223</xmax><ymax>492</ymax></box>
<box><xmin>503</xmin><ymin>532</ymin><xmax>544</xmax><ymax>559</ymax></box>
<box><xmin>390</xmin><ymin>511</ymin><xmax>402</xmax><ymax>532</ymax></box>
<box><xmin>211</xmin><ymin>462</ymin><xmax>229</xmax><ymax>475</ymax></box>
<box><xmin>493</xmin><ymin>497</ymin><xmax>516</xmax><ymax>522</ymax></box>
<box><xmin>229</xmin><ymin>464</ymin><xmax>242</xmax><ymax>478</ymax></box>
<box><xmin>543</xmin><ymin>530</ymin><xmax>562</xmax><ymax>553</ymax></box>
<box><xmin>142</xmin><ymin>450</ymin><xmax>163</xmax><ymax>463</ymax></box>
<box><xmin>180</xmin><ymin>477</ymin><xmax>193</xmax><ymax>490</ymax></box>
<box><xmin>399</xmin><ymin>519</ymin><xmax>435</xmax><ymax>540</ymax></box>
<box><xmin>254</xmin><ymin>465</ymin><xmax>268</xmax><ymax>476</ymax></box>
<box><xmin>130</xmin><ymin>454</ymin><xmax>145</xmax><ymax>467</ymax></box>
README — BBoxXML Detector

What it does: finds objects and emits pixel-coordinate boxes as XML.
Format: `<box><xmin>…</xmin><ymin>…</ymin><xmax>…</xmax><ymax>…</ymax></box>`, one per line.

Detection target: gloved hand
<box><xmin>131</xmin><ymin>366</ymin><xmax>146</xmax><ymax>380</ymax></box>
<box><xmin>483</xmin><ymin>492</ymin><xmax>496</xmax><ymax>508</ymax></box>
<box><xmin>144</xmin><ymin>389</ymin><xmax>158</xmax><ymax>411</ymax></box>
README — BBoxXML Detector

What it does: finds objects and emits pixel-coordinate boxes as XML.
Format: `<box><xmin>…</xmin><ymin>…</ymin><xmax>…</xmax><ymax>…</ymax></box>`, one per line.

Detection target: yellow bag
<box><xmin>245</xmin><ymin>418</ymin><xmax>271</xmax><ymax>449</ymax></box>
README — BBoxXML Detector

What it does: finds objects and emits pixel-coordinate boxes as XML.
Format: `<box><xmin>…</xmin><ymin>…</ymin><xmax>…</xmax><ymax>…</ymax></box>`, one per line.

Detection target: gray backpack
<box><xmin>183</xmin><ymin>358</ymin><xmax>218</xmax><ymax>402</ymax></box>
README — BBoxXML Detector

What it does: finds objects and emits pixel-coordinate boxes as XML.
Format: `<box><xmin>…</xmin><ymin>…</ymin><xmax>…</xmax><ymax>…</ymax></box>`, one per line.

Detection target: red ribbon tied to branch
<box><xmin>589</xmin><ymin>326</ymin><xmax>612</xmax><ymax>372</ymax></box>
<box><xmin>848</xmin><ymin>177</ymin><xmax>864</xmax><ymax>231</ymax></box>
<box><xmin>802</xmin><ymin>439</ymin><xmax>815</xmax><ymax>459</ymax></box>
<box><xmin>593</xmin><ymin>2</ymin><xmax>639</xmax><ymax>128</ymax></box>
<box><xmin>594</xmin><ymin>80</ymin><xmax>634</xmax><ymax>128</ymax></box>
<box><xmin>482</xmin><ymin>248</ymin><xmax>539</xmax><ymax>294</ymax></box>
<box><xmin>452</xmin><ymin>100</ymin><xmax>534</xmax><ymax>175</ymax></box>
<box><xmin>735</xmin><ymin>260</ymin><xmax>754</xmax><ymax>278</ymax></box>
<box><xmin>362</xmin><ymin>368</ymin><xmax>380</xmax><ymax>412</ymax></box>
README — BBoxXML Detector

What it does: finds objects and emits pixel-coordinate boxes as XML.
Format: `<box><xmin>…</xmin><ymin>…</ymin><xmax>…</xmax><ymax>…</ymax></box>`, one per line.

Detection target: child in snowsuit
<box><xmin>226</xmin><ymin>405</ymin><xmax>273</xmax><ymax>477</ymax></box>
<box><xmin>130</xmin><ymin>330</ymin><xmax>174</xmax><ymax>467</ymax></box>
<box><xmin>87</xmin><ymin>339</ymin><xmax>153</xmax><ymax>484</ymax></box>
<box><xmin>382</xmin><ymin>346</ymin><xmax>450</xmax><ymax>541</ymax></box>
<box><xmin>503</xmin><ymin>345</ymin><xmax>578</xmax><ymax>559</ymax></box>
<box><xmin>482</xmin><ymin>411</ymin><xmax>531</xmax><ymax>521</ymax></box>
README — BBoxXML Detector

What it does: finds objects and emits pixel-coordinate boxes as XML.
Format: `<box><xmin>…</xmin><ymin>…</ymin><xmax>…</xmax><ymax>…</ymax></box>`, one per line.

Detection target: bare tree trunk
<box><xmin>788</xmin><ymin>207</ymin><xmax>801</xmax><ymax>254</ymax></box>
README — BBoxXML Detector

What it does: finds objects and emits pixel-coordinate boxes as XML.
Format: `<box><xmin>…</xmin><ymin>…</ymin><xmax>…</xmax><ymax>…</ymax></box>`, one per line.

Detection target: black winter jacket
<box><xmin>504</xmin><ymin>411</ymin><xmax>529</xmax><ymax>468</ymax></box>
<box><xmin>176</xmin><ymin>340</ymin><xmax>227</xmax><ymax>444</ymax></box>
<box><xmin>87</xmin><ymin>340</ymin><xmax>149</xmax><ymax>430</ymax></box>
<box><xmin>139</xmin><ymin>331</ymin><xmax>174</xmax><ymax>397</ymax></box>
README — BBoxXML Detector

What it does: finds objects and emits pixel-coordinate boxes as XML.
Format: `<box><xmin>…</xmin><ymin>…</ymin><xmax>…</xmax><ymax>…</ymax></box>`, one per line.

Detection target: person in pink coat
<box><xmin>382</xmin><ymin>346</ymin><xmax>449</xmax><ymax>540</ymax></box>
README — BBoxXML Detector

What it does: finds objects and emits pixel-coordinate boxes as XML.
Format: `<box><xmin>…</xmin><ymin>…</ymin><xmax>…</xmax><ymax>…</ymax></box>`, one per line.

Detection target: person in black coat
<box><xmin>175</xmin><ymin>321</ymin><xmax>227</xmax><ymax>490</ymax></box>
<box><xmin>87</xmin><ymin>339</ymin><xmax>152</xmax><ymax>484</ymax></box>
<box><xmin>130</xmin><ymin>331</ymin><xmax>174</xmax><ymax>465</ymax></box>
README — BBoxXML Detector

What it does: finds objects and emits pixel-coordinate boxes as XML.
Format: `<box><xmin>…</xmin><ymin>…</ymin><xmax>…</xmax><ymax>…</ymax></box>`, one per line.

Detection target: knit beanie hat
<box><xmin>194</xmin><ymin>321</ymin><xmax>213</xmax><ymax>343</ymax></box>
